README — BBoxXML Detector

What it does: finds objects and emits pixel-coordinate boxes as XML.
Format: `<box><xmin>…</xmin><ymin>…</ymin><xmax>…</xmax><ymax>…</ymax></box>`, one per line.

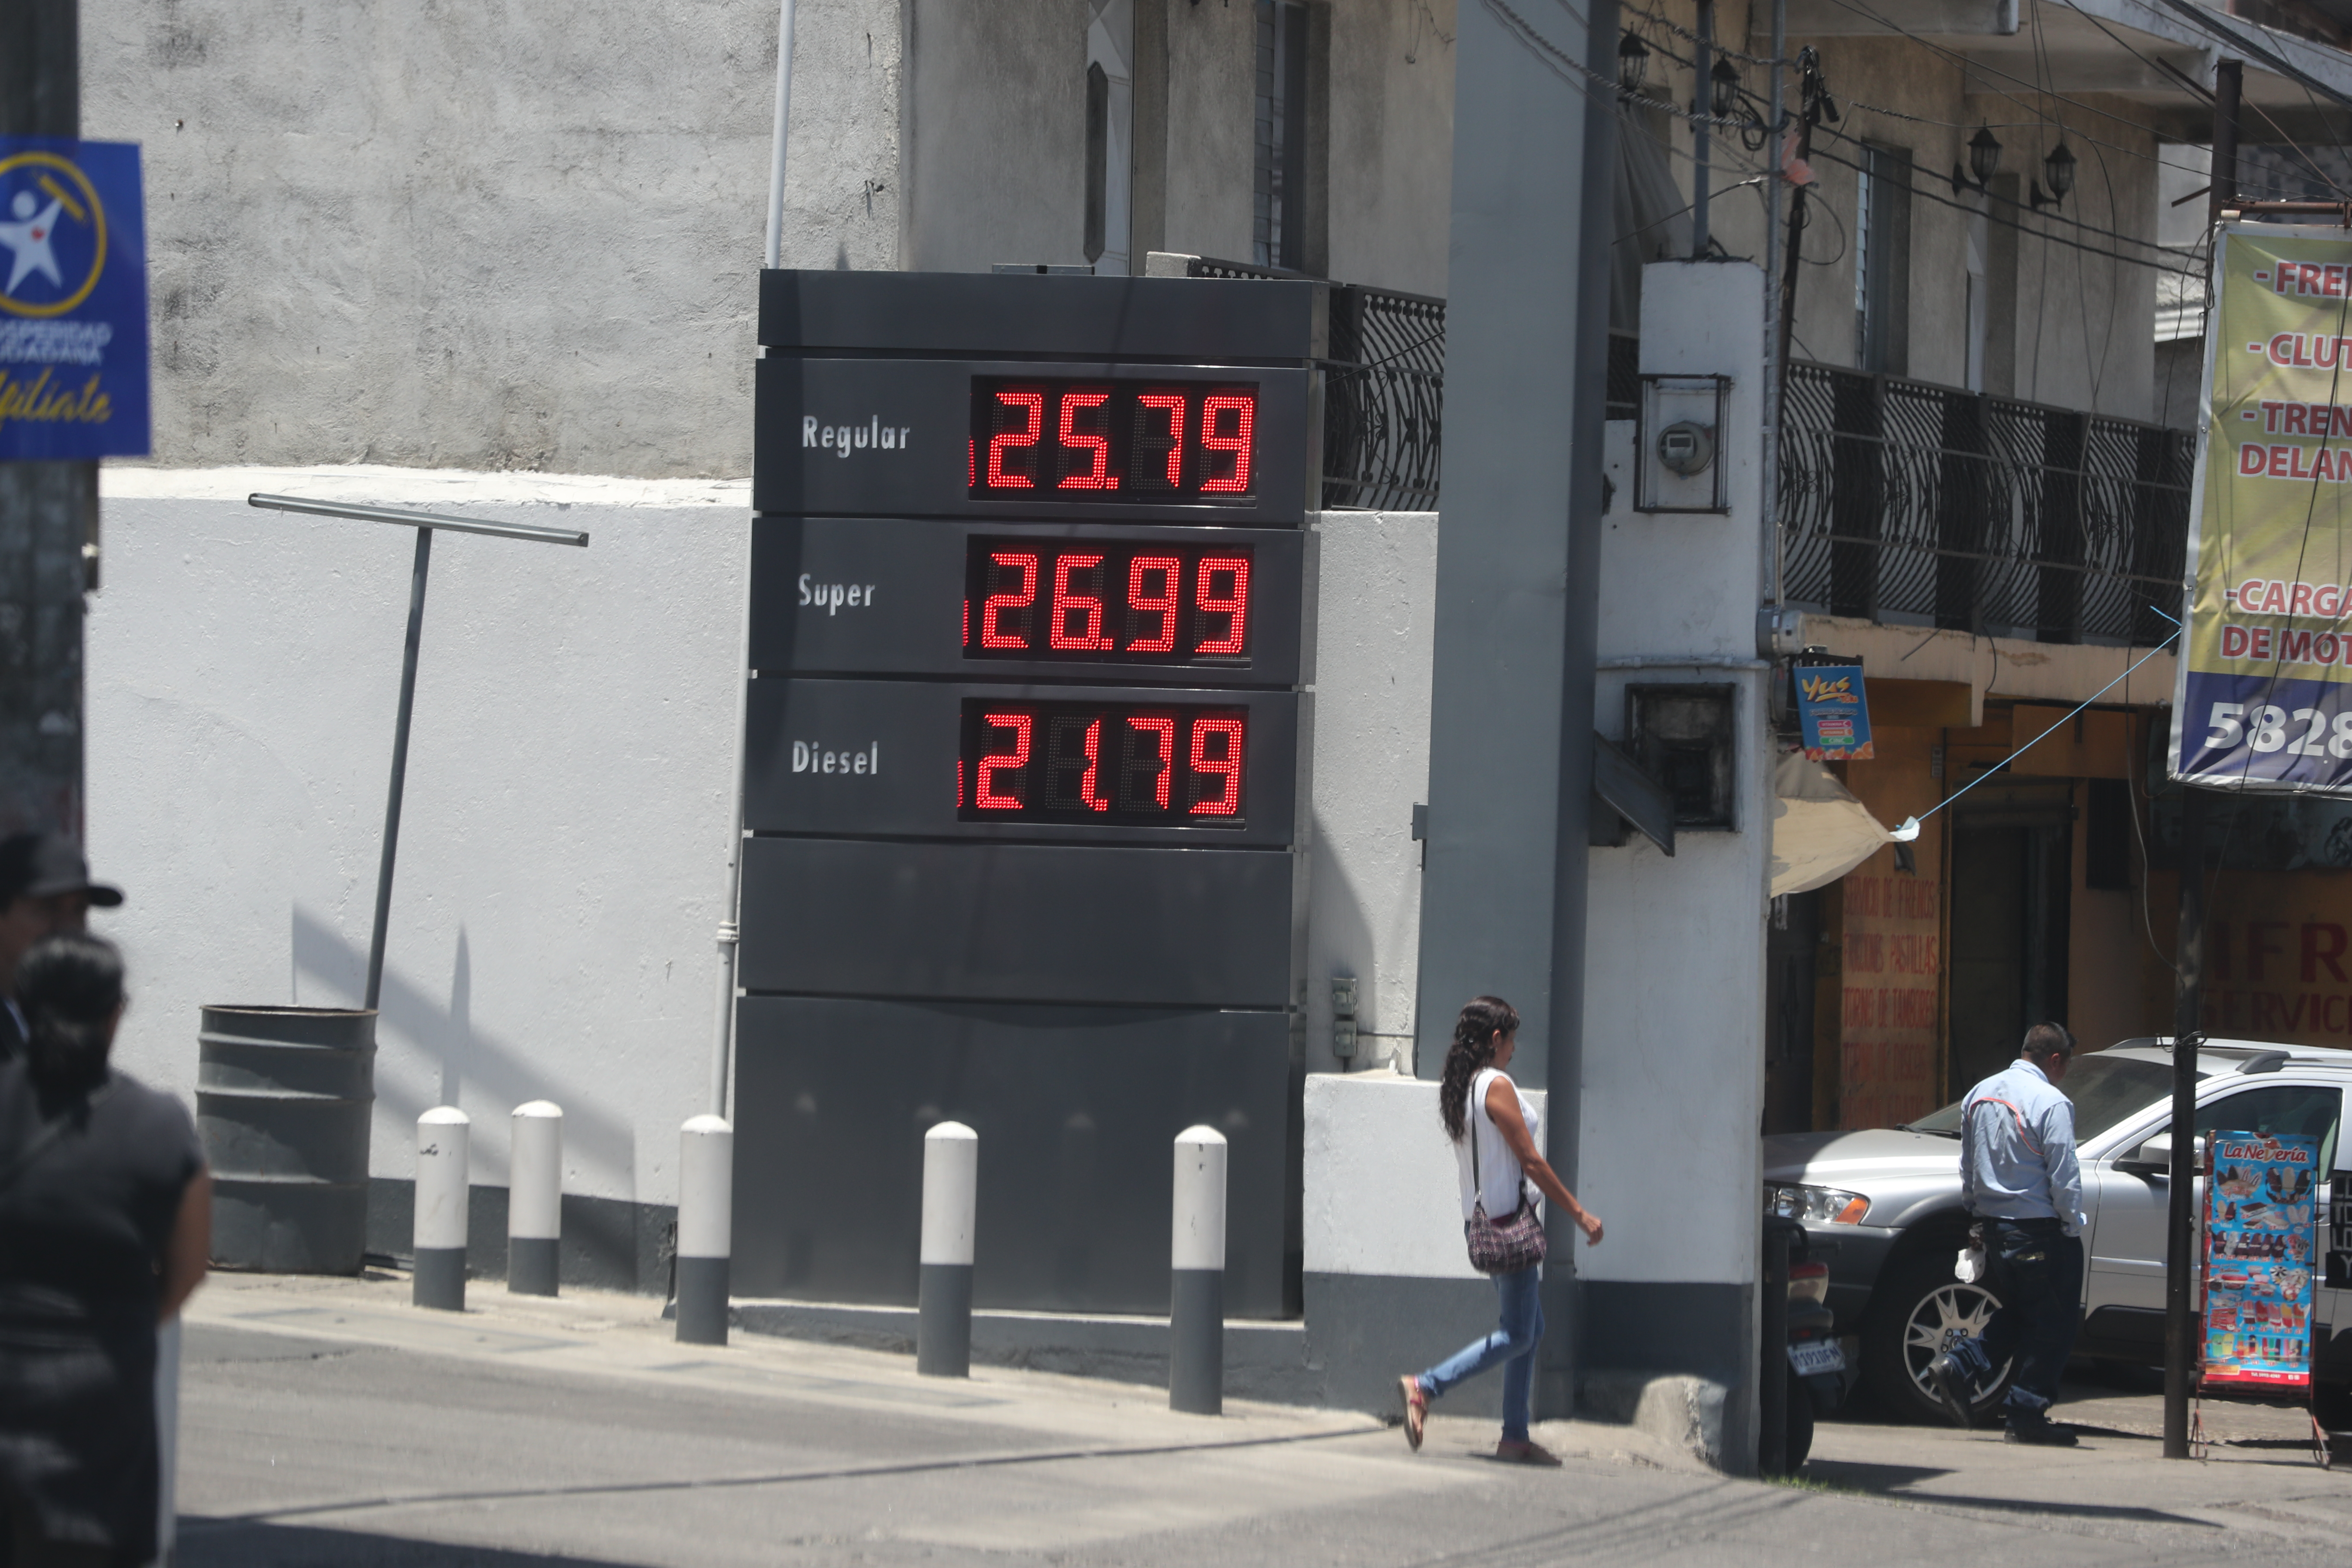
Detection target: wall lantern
<box><xmin>1709</xmin><ymin>55</ymin><xmax>1742</xmax><ymax>119</ymax></box>
<box><xmin>2044</xmin><ymin>140</ymin><xmax>2077</xmax><ymax>199</ymax></box>
<box><xmin>1951</xmin><ymin>124</ymin><xmax>2002</xmax><ymax>196</ymax></box>
<box><xmin>1618</xmin><ymin>31</ymin><xmax>1650</xmax><ymax>95</ymax></box>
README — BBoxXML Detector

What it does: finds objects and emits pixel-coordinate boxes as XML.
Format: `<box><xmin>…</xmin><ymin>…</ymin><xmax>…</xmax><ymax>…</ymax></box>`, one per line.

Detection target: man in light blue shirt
<box><xmin>1929</xmin><ymin>1023</ymin><xmax>2084</xmax><ymax>1446</ymax></box>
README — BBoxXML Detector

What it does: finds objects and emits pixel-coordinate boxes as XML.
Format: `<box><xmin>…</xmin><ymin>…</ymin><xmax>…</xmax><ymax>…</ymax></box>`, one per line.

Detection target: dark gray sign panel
<box><xmin>731</xmin><ymin>995</ymin><xmax>1291</xmax><ymax>1315</ymax></box>
<box><xmin>737</xmin><ymin>836</ymin><xmax>1295</xmax><ymax>1008</ymax></box>
<box><xmin>748</xmin><ymin>518</ymin><xmax>1309</xmax><ymax>686</ymax></box>
<box><xmin>742</xmin><ymin>678</ymin><xmax>1300</xmax><ymax>846</ymax></box>
<box><xmin>752</xmin><ymin>358</ymin><xmax>1313</xmax><ymax>523</ymax></box>
<box><xmin>758</xmin><ymin>269</ymin><xmax>1324</xmax><ymax>362</ymax></box>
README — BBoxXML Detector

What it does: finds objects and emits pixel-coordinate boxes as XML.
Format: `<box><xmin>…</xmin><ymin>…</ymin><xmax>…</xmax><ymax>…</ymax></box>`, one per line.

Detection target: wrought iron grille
<box><xmin>1779</xmin><ymin>362</ymin><xmax>2193</xmax><ymax>646</ymax></box>
<box><xmin>1181</xmin><ymin>256</ymin><xmax>1444</xmax><ymax>511</ymax></box>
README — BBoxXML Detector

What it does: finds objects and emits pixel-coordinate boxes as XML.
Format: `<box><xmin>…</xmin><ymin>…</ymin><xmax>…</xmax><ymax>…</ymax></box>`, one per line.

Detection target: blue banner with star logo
<box><xmin>0</xmin><ymin>136</ymin><xmax>148</xmax><ymax>460</ymax></box>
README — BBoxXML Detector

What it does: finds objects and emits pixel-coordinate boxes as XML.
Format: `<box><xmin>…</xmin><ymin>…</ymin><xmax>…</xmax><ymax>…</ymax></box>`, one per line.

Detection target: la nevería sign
<box><xmin>0</xmin><ymin>137</ymin><xmax>148</xmax><ymax>461</ymax></box>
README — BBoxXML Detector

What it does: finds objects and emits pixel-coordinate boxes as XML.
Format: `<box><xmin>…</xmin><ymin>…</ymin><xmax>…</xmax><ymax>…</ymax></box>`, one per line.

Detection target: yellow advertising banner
<box><xmin>2173</xmin><ymin>227</ymin><xmax>2352</xmax><ymax>793</ymax></box>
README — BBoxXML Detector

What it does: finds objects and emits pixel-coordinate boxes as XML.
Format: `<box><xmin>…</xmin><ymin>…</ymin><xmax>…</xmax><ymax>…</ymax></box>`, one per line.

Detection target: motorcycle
<box><xmin>1772</xmin><ymin>1216</ymin><xmax>1860</xmax><ymax>1470</ymax></box>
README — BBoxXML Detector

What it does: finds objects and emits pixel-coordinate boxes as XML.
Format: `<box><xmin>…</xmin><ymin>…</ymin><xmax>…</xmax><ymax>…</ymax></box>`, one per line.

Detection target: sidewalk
<box><xmin>177</xmin><ymin>1273</ymin><xmax>2352</xmax><ymax>1566</ymax></box>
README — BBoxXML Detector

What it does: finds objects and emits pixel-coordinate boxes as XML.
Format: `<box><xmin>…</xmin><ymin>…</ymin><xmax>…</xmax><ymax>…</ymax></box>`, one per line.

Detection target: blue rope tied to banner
<box><xmin>1888</xmin><ymin>609</ymin><xmax>2183</xmax><ymax>843</ymax></box>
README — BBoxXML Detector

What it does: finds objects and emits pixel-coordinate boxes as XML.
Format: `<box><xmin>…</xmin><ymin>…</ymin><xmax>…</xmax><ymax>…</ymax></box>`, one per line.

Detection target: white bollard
<box><xmin>1169</xmin><ymin>1126</ymin><xmax>1228</xmax><ymax>1414</ymax></box>
<box><xmin>414</xmin><ymin>1106</ymin><xmax>471</xmax><ymax>1311</ymax></box>
<box><xmin>675</xmin><ymin>1115</ymin><xmax>734</xmax><ymax>1345</ymax></box>
<box><xmin>917</xmin><ymin>1121</ymin><xmax>978</xmax><ymax>1377</ymax></box>
<box><xmin>508</xmin><ymin>1100</ymin><xmax>564</xmax><ymax>1296</ymax></box>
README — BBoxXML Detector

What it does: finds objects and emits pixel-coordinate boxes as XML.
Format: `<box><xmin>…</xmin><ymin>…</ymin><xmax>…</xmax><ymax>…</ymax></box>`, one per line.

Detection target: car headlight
<box><xmin>1765</xmin><ymin>1182</ymin><xmax>1870</xmax><ymax>1225</ymax></box>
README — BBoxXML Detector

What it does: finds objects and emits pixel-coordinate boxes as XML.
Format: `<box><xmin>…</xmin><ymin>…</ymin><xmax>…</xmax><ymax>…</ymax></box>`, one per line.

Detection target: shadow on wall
<box><xmin>288</xmin><ymin>905</ymin><xmax>634</xmax><ymax>1188</ymax></box>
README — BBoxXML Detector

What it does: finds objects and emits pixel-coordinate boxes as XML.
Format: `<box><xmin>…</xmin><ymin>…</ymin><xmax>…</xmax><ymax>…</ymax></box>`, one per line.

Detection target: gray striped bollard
<box><xmin>414</xmin><ymin>1106</ymin><xmax>470</xmax><ymax>1311</ymax></box>
<box><xmin>674</xmin><ymin>1115</ymin><xmax>732</xmax><ymax>1345</ymax></box>
<box><xmin>1169</xmin><ymin>1125</ymin><xmax>1227</xmax><ymax>1414</ymax></box>
<box><xmin>508</xmin><ymin>1100</ymin><xmax>562</xmax><ymax>1295</ymax></box>
<box><xmin>917</xmin><ymin>1121</ymin><xmax>977</xmax><ymax>1377</ymax></box>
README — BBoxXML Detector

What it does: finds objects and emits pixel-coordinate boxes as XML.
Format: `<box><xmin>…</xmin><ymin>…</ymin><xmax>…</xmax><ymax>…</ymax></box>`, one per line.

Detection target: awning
<box><xmin>1770</xmin><ymin>750</ymin><xmax>1895</xmax><ymax>898</ymax></box>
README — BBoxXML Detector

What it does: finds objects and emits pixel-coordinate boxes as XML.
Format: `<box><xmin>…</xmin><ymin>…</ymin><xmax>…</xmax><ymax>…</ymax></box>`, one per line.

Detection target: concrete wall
<box><xmin>1323</xmin><ymin>0</ymin><xmax>1455</xmax><ymax>297</ymax></box>
<box><xmin>901</xmin><ymin>0</ymin><xmax>1090</xmax><ymax>272</ymax></box>
<box><xmin>1304</xmin><ymin>511</ymin><xmax>1437</xmax><ymax>1076</ymax></box>
<box><xmin>85</xmin><ymin>0</ymin><xmax>901</xmax><ymax>478</ymax></box>
<box><xmin>86</xmin><ymin>468</ymin><xmax>744</xmax><ymax>1222</ymax></box>
<box><xmin>1160</xmin><ymin>0</ymin><xmax>1258</xmax><ymax>264</ymax></box>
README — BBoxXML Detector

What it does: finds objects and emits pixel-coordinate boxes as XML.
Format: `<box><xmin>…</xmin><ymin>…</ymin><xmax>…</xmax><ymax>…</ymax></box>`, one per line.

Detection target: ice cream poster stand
<box><xmin>2190</xmin><ymin>1131</ymin><xmax>2331</xmax><ymax>1464</ymax></box>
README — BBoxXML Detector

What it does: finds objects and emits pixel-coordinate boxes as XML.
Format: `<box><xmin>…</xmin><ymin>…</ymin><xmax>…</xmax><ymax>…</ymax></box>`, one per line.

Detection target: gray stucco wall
<box><xmin>83</xmin><ymin>0</ymin><xmax>901</xmax><ymax>477</ymax></box>
<box><xmin>901</xmin><ymin>0</ymin><xmax>1088</xmax><ymax>273</ymax></box>
<box><xmin>1161</xmin><ymin>0</ymin><xmax>1257</xmax><ymax>264</ymax></box>
<box><xmin>1324</xmin><ymin>0</ymin><xmax>1454</xmax><ymax>298</ymax></box>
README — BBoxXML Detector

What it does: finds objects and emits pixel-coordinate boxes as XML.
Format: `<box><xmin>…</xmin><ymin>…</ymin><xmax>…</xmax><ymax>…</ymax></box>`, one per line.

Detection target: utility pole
<box><xmin>1691</xmin><ymin>0</ymin><xmax>1712</xmax><ymax>257</ymax></box>
<box><xmin>2163</xmin><ymin>56</ymin><xmax>2240</xmax><ymax>1462</ymax></box>
<box><xmin>1775</xmin><ymin>49</ymin><xmax>1835</xmax><ymax>379</ymax></box>
<box><xmin>0</xmin><ymin>0</ymin><xmax>94</xmax><ymax>839</ymax></box>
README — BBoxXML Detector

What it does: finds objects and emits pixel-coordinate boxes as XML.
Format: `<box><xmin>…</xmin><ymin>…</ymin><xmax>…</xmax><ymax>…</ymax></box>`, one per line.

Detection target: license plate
<box><xmin>1788</xmin><ymin>1340</ymin><xmax>1845</xmax><ymax>1377</ymax></box>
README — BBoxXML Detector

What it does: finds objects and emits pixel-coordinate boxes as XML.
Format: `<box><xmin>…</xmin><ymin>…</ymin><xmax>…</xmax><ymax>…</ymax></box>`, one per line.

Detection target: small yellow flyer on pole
<box><xmin>2173</xmin><ymin>226</ymin><xmax>2352</xmax><ymax>792</ymax></box>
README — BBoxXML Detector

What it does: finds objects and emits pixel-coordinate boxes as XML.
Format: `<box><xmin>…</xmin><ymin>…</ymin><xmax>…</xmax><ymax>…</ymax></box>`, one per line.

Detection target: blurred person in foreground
<box><xmin>0</xmin><ymin>836</ymin><xmax>123</xmax><ymax>1063</ymax></box>
<box><xmin>0</xmin><ymin>933</ymin><xmax>208</xmax><ymax>1567</ymax></box>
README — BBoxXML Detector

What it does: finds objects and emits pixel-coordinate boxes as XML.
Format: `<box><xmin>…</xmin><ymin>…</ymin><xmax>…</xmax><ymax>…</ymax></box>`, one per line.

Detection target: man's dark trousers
<box><xmin>1946</xmin><ymin>1216</ymin><xmax>2083</xmax><ymax>1413</ymax></box>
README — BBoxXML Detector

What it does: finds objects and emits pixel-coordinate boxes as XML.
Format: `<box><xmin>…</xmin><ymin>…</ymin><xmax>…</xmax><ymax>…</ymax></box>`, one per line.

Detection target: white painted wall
<box><xmin>1578</xmin><ymin>261</ymin><xmax>1769</xmax><ymax>1289</ymax></box>
<box><xmin>85</xmin><ymin>468</ymin><xmax>745</xmax><ymax>1208</ymax></box>
<box><xmin>1305</xmin><ymin>511</ymin><xmax>1436</xmax><ymax>1076</ymax></box>
<box><xmin>1302</xmin><ymin>1070</ymin><xmax>1546</xmax><ymax>1280</ymax></box>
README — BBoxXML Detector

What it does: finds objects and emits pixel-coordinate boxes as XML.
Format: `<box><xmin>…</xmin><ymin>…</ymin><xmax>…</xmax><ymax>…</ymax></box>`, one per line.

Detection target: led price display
<box><xmin>958</xmin><ymin>700</ymin><xmax>1248</xmax><ymax>826</ymax></box>
<box><xmin>969</xmin><ymin>379</ymin><xmax>1258</xmax><ymax>501</ymax></box>
<box><xmin>965</xmin><ymin>541</ymin><xmax>1251</xmax><ymax>665</ymax></box>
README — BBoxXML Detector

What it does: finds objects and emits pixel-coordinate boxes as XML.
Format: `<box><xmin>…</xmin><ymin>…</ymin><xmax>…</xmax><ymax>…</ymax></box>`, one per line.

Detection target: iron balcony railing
<box><xmin>1779</xmin><ymin>362</ymin><xmax>2193</xmax><ymax>647</ymax></box>
<box><xmin>1183</xmin><ymin>256</ymin><xmax>1444</xmax><ymax>511</ymax></box>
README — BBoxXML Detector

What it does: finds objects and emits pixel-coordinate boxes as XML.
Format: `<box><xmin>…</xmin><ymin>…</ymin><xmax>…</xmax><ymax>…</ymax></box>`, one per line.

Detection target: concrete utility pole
<box><xmin>2163</xmin><ymin>56</ymin><xmax>2240</xmax><ymax>1464</ymax></box>
<box><xmin>0</xmin><ymin>0</ymin><xmax>94</xmax><ymax>839</ymax></box>
<box><xmin>1416</xmin><ymin>0</ymin><xmax>1616</xmax><ymax>1420</ymax></box>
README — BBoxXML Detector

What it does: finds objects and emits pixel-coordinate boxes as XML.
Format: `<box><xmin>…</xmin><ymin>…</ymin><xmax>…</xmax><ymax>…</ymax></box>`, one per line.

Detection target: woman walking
<box><xmin>1400</xmin><ymin>996</ymin><xmax>1603</xmax><ymax>1465</ymax></box>
<box><xmin>0</xmin><ymin>933</ymin><xmax>210</xmax><ymax>1567</ymax></box>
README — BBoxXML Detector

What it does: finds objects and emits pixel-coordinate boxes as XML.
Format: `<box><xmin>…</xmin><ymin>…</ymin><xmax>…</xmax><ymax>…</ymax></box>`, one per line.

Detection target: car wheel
<box><xmin>1863</xmin><ymin>1255</ymin><xmax>2012</xmax><ymax>1424</ymax></box>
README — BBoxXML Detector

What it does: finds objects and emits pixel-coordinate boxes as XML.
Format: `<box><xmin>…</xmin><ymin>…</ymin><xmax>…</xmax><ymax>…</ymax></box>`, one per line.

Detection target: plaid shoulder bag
<box><xmin>1464</xmin><ymin>1108</ymin><xmax>1547</xmax><ymax>1275</ymax></box>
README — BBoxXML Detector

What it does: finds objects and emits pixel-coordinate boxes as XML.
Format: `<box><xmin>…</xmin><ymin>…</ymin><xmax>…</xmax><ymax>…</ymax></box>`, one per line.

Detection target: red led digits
<box><xmin>1056</xmin><ymin>389</ymin><xmax>1116</xmax><ymax>490</ymax></box>
<box><xmin>1048</xmin><ymin>554</ymin><xmax>1112</xmax><ymax>651</ymax></box>
<box><xmin>1192</xmin><ymin>556</ymin><xmax>1250</xmax><ymax>656</ymax></box>
<box><xmin>980</xmin><ymin>552</ymin><xmax>1039</xmax><ymax>649</ymax></box>
<box><xmin>1126</xmin><ymin>717</ymin><xmax>1175</xmax><ymax>808</ymax></box>
<box><xmin>1188</xmin><ymin>717</ymin><xmax>1244</xmax><ymax>816</ymax></box>
<box><xmin>1126</xmin><ymin>555</ymin><xmax>1179</xmax><ymax>654</ymax></box>
<box><xmin>970</xmin><ymin>380</ymin><xmax>1257</xmax><ymax>501</ymax></box>
<box><xmin>1080</xmin><ymin>720</ymin><xmax>1110</xmax><ymax>811</ymax></box>
<box><xmin>1136</xmin><ymin>393</ymin><xmax>1186</xmax><ymax>489</ymax></box>
<box><xmin>986</xmin><ymin>389</ymin><xmax>1044</xmax><ymax>488</ymax></box>
<box><xmin>1198</xmin><ymin>395</ymin><xmax>1256</xmax><ymax>494</ymax></box>
<box><xmin>974</xmin><ymin>713</ymin><xmax>1032</xmax><ymax>809</ymax></box>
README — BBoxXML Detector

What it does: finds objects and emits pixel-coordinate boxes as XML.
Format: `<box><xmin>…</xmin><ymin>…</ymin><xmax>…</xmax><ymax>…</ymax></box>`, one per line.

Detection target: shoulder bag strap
<box><xmin>0</xmin><ymin>1078</ymin><xmax>116</xmax><ymax>1200</ymax></box>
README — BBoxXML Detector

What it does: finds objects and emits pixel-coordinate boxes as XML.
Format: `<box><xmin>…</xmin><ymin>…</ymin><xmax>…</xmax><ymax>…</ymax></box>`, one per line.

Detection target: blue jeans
<box><xmin>1942</xmin><ymin>1218</ymin><xmax>2083</xmax><ymax>1417</ymax></box>
<box><xmin>1416</xmin><ymin>1266</ymin><xmax>1544</xmax><ymax>1442</ymax></box>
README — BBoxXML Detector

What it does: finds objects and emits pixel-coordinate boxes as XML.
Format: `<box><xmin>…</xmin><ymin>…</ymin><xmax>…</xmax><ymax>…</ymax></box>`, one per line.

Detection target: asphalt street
<box><xmin>175</xmin><ymin>1274</ymin><xmax>2352</xmax><ymax>1567</ymax></box>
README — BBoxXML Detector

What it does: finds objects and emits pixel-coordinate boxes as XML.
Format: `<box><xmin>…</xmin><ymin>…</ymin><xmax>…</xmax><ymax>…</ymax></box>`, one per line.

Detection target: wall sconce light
<box><xmin>1950</xmin><ymin>124</ymin><xmax>2002</xmax><ymax>195</ymax></box>
<box><xmin>1709</xmin><ymin>56</ymin><xmax>1742</xmax><ymax>119</ymax></box>
<box><xmin>1619</xmin><ymin>31</ymin><xmax>1650</xmax><ymax>95</ymax></box>
<box><xmin>2032</xmin><ymin>140</ymin><xmax>2077</xmax><ymax>209</ymax></box>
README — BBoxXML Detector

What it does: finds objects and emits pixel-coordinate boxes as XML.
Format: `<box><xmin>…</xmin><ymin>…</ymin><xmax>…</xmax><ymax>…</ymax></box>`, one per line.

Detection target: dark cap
<box><xmin>0</xmin><ymin>832</ymin><xmax>123</xmax><ymax>909</ymax></box>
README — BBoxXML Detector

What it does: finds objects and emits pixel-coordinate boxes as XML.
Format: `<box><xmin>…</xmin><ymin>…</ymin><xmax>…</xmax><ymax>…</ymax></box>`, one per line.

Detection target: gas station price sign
<box><xmin>969</xmin><ymin>379</ymin><xmax>1257</xmax><ymax>500</ymax></box>
<box><xmin>966</xmin><ymin>540</ymin><xmax>1250</xmax><ymax>665</ymax></box>
<box><xmin>958</xmin><ymin>699</ymin><xmax>1249</xmax><ymax>826</ymax></box>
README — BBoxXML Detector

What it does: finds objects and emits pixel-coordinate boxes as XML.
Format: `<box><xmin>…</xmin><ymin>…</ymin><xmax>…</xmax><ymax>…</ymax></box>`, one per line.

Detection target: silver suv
<box><xmin>1762</xmin><ymin>1039</ymin><xmax>2350</xmax><ymax>1424</ymax></box>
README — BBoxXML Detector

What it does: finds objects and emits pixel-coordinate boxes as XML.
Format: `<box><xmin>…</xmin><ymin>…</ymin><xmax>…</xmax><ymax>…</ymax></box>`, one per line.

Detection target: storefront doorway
<box><xmin>1947</xmin><ymin>782</ymin><xmax>2073</xmax><ymax>1098</ymax></box>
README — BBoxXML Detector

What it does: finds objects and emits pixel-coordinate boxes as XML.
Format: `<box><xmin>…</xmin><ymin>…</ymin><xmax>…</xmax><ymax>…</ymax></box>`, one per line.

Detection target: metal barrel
<box><xmin>197</xmin><ymin>1005</ymin><xmax>377</xmax><ymax>1274</ymax></box>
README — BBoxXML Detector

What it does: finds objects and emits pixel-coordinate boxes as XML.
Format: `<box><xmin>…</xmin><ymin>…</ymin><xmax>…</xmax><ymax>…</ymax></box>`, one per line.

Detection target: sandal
<box><xmin>1400</xmin><ymin>1376</ymin><xmax>1428</xmax><ymax>1452</ymax></box>
<box><xmin>1494</xmin><ymin>1439</ymin><xmax>1562</xmax><ymax>1467</ymax></box>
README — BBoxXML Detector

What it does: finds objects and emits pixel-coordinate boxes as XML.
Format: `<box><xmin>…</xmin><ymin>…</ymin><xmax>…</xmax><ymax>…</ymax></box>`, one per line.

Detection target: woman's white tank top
<box><xmin>1455</xmin><ymin>1066</ymin><xmax>1540</xmax><ymax>1221</ymax></box>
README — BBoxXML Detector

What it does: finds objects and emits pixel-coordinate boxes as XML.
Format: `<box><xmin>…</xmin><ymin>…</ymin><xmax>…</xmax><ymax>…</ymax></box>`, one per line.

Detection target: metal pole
<box><xmin>2163</xmin><ymin>70</ymin><xmax>2237</xmax><ymax>1460</ymax></box>
<box><xmin>1534</xmin><ymin>0</ymin><xmax>1621</xmax><ymax>1423</ymax></box>
<box><xmin>2163</xmin><ymin>784</ymin><xmax>2209</xmax><ymax>1458</ymax></box>
<box><xmin>1761</xmin><ymin>0</ymin><xmax>1785</xmax><ymax>605</ymax></box>
<box><xmin>1776</xmin><ymin>55</ymin><xmax>1816</xmax><ymax>383</ymax></box>
<box><xmin>1691</xmin><ymin>0</ymin><xmax>1713</xmax><ymax>258</ymax></box>
<box><xmin>364</xmin><ymin>526</ymin><xmax>431</xmax><ymax>1013</ymax></box>
<box><xmin>0</xmin><ymin>0</ymin><xmax>93</xmax><ymax>841</ymax></box>
<box><xmin>762</xmin><ymin>0</ymin><xmax>798</xmax><ymax>269</ymax></box>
